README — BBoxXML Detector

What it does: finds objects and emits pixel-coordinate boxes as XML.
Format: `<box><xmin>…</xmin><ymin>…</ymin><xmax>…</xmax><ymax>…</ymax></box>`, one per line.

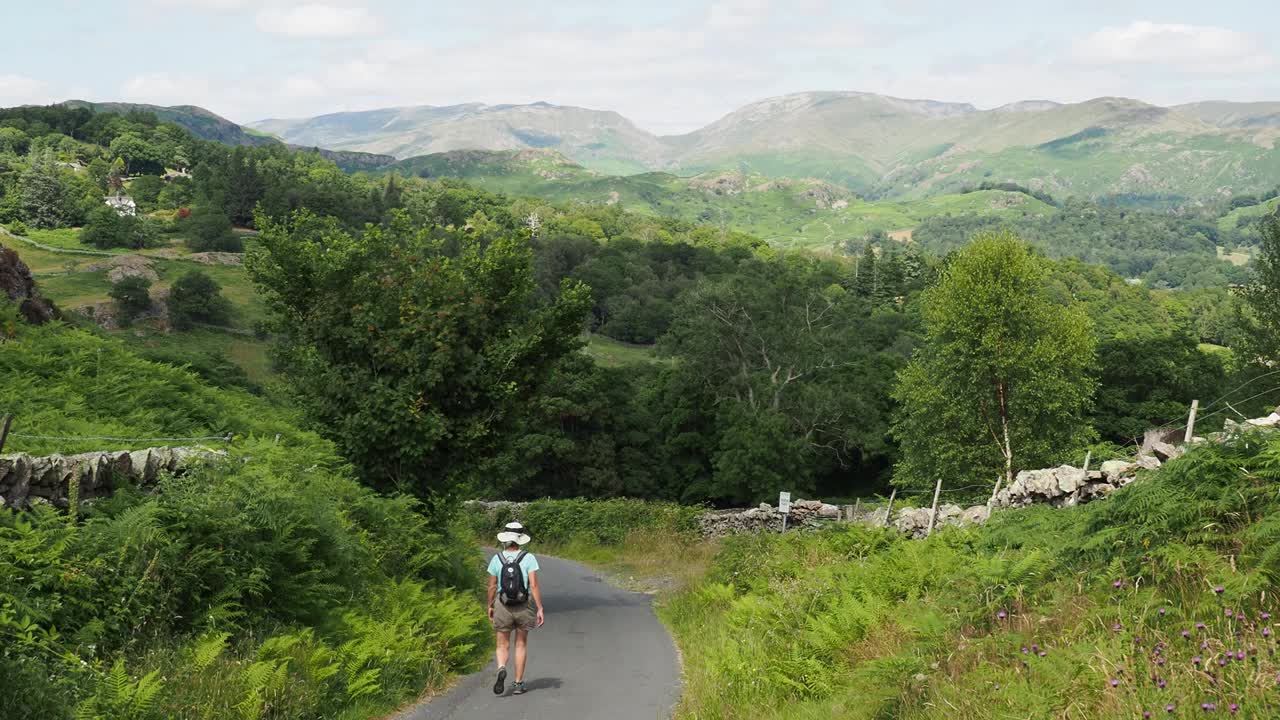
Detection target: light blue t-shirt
<box><xmin>488</xmin><ymin>550</ymin><xmax>540</xmax><ymax>590</ymax></box>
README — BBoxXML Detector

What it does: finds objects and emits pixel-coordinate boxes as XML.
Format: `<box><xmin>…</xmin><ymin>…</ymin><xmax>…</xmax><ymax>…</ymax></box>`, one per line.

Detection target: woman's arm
<box><xmin>486</xmin><ymin>575</ymin><xmax>497</xmax><ymax>620</ymax></box>
<box><xmin>529</xmin><ymin>571</ymin><xmax>545</xmax><ymax>627</ymax></box>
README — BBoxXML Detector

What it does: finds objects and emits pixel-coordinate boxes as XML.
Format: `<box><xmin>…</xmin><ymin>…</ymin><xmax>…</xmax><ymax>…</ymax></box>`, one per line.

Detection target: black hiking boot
<box><xmin>493</xmin><ymin>667</ymin><xmax>507</xmax><ymax>695</ymax></box>
<box><xmin>512</xmin><ymin>681</ymin><xmax>527</xmax><ymax>695</ymax></box>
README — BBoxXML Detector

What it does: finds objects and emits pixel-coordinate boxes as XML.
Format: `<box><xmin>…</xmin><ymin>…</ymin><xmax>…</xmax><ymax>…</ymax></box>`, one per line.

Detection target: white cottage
<box><xmin>104</xmin><ymin>193</ymin><xmax>137</xmax><ymax>217</ymax></box>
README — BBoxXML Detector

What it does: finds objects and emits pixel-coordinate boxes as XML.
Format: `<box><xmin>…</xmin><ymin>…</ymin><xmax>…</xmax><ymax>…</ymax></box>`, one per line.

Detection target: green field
<box><xmin>1218</xmin><ymin>196</ymin><xmax>1280</xmax><ymax>234</ymax></box>
<box><xmin>583</xmin><ymin>334</ymin><xmax>660</xmax><ymax>367</ymax></box>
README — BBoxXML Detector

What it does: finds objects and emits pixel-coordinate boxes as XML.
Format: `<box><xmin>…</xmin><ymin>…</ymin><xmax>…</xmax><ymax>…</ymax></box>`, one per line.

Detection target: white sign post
<box><xmin>778</xmin><ymin>491</ymin><xmax>792</xmax><ymax>532</ymax></box>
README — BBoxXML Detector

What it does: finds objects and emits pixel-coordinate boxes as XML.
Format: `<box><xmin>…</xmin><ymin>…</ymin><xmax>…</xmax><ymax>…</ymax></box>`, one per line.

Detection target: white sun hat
<box><xmin>496</xmin><ymin>521</ymin><xmax>531</xmax><ymax>546</ymax></box>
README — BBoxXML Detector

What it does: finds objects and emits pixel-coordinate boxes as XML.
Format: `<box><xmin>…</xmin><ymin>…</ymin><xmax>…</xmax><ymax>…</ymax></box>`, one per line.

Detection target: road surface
<box><xmin>400</xmin><ymin>553</ymin><xmax>681</xmax><ymax>720</ymax></box>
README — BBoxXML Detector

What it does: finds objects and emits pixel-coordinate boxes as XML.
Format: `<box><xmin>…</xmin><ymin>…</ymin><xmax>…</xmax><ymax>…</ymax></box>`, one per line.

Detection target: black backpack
<box><xmin>498</xmin><ymin>551</ymin><xmax>529</xmax><ymax>605</ymax></box>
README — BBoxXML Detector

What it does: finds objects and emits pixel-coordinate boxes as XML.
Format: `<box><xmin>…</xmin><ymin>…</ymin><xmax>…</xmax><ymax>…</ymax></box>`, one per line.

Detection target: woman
<box><xmin>487</xmin><ymin>521</ymin><xmax>545</xmax><ymax>696</ymax></box>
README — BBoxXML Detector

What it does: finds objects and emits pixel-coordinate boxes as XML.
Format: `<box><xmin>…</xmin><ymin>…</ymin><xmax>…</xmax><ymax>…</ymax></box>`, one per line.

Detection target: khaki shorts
<box><xmin>493</xmin><ymin>600</ymin><xmax>537</xmax><ymax>632</ymax></box>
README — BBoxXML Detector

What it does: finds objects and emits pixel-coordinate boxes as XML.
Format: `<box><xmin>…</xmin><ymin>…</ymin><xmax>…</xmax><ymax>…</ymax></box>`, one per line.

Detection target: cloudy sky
<box><xmin>4</xmin><ymin>0</ymin><xmax>1278</xmax><ymax>134</ymax></box>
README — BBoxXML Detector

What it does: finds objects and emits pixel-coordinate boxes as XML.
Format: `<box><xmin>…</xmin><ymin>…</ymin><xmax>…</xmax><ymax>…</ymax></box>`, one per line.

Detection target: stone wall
<box><xmin>0</xmin><ymin>447</ymin><xmax>222</xmax><ymax>509</ymax></box>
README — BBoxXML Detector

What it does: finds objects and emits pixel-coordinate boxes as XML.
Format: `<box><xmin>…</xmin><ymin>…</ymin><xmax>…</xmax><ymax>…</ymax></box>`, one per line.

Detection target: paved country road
<box><xmin>400</xmin><ymin>553</ymin><xmax>682</xmax><ymax>720</ymax></box>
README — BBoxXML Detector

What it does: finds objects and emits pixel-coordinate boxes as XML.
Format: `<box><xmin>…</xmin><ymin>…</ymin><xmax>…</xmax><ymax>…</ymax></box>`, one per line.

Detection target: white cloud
<box><xmin>1071</xmin><ymin>21</ymin><xmax>1273</xmax><ymax>73</ymax></box>
<box><xmin>706</xmin><ymin>0</ymin><xmax>773</xmax><ymax>30</ymax></box>
<box><xmin>255</xmin><ymin>4</ymin><xmax>381</xmax><ymax>38</ymax></box>
<box><xmin>0</xmin><ymin>74</ymin><xmax>49</xmax><ymax>105</ymax></box>
<box><xmin>149</xmin><ymin>0</ymin><xmax>251</xmax><ymax>8</ymax></box>
<box><xmin>120</xmin><ymin>72</ymin><xmax>218</xmax><ymax>108</ymax></box>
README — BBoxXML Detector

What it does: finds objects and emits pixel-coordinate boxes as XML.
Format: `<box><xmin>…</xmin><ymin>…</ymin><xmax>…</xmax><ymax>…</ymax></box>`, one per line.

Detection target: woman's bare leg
<box><xmin>514</xmin><ymin>629</ymin><xmax>529</xmax><ymax>682</ymax></box>
<box><xmin>496</xmin><ymin>630</ymin><xmax>511</xmax><ymax>669</ymax></box>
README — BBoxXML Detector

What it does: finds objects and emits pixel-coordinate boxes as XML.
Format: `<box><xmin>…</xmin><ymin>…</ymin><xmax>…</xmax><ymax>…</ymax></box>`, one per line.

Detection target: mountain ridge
<box><xmin>245</xmin><ymin>91</ymin><xmax>1280</xmax><ymax>202</ymax></box>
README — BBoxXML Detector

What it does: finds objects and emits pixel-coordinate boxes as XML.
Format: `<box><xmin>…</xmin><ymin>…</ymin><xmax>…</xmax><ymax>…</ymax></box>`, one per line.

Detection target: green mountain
<box><xmin>261</xmin><ymin>92</ymin><xmax>1280</xmax><ymax>203</ymax></box>
<box><xmin>382</xmin><ymin>149</ymin><xmax>1058</xmax><ymax>249</ymax></box>
<box><xmin>251</xmin><ymin>102</ymin><xmax>666</xmax><ymax>175</ymax></box>
<box><xmin>286</xmin><ymin>144</ymin><xmax>396</xmax><ymax>172</ymax></box>
<box><xmin>60</xmin><ymin>100</ymin><xmax>279</xmax><ymax>147</ymax></box>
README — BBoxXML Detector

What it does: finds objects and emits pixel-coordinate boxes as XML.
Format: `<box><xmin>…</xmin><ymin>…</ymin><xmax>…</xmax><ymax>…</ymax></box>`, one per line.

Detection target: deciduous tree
<box><xmin>891</xmin><ymin>231</ymin><xmax>1096</xmax><ymax>494</ymax></box>
<box><xmin>246</xmin><ymin>210</ymin><xmax>591</xmax><ymax>503</ymax></box>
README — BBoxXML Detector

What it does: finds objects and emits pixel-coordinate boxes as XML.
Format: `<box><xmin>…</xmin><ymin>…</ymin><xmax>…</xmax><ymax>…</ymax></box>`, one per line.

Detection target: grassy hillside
<box><xmin>60</xmin><ymin>100</ymin><xmax>279</xmax><ymax>147</ymax></box>
<box><xmin>382</xmin><ymin>149</ymin><xmax>1058</xmax><ymax>249</ymax></box>
<box><xmin>0</xmin><ymin>319</ymin><xmax>491</xmax><ymax>720</ymax></box>
<box><xmin>653</xmin><ymin>431</ymin><xmax>1280</xmax><ymax>719</ymax></box>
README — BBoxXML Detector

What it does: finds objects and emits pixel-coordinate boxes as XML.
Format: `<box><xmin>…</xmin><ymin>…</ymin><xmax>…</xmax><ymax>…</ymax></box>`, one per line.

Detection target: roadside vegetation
<box><xmin>662</xmin><ymin>431</ymin><xmax>1280</xmax><ymax>719</ymax></box>
<box><xmin>0</xmin><ymin>322</ymin><xmax>490</xmax><ymax>720</ymax></box>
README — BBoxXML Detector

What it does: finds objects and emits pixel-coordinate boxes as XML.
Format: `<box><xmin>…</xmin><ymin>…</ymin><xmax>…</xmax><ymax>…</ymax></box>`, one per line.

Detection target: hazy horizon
<box><xmin>5</xmin><ymin>0</ymin><xmax>1280</xmax><ymax>134</ymax></box>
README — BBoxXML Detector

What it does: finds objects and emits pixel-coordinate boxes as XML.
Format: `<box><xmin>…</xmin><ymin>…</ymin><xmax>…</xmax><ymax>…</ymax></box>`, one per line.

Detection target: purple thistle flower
<box><xmin>1111</xmin><ymin>678</ymin><xmax>1120</xmax><ymax>687</ymax></box>
<box><xmin>1236</xmin><ymin>614</ymin><xmax>1245</xmax><ymax>621</ymax></box>
<box><xmin>1215</xmin><ymin>586</ymin><xmax>1225</xmax><ymax>594</ymax></box>
<box><xmin>1263</xmin><ymin>612</ymin><xmax>1272</xmax><ymax>620</ymax></box>
<box><xmin>1197</xmin><ymin>623</ymin><xmax>1207</xmax><ymax>630</ymax></box>
<box><xmin>1159</xmin><ymin>608</ymin><xmax>1167</xmax><ymax>616</ymax></box>
<box><xmin>1145</xmin><ymin>713</ymin><xmax>1152</xmax><ymax>719</ymax></box>
<box><xmin>1022</xmin><ymin>646</ymin><xmax>1029</xmax><ymax>654</ymax></box>
<box><xmin>1236</xmin><ymin>650</ymin><xmax>1245</xmax><ymax>660</ymax></box>
<box><xmin>1194</xmin><ymin>656</ymin><xmax>1203</xmax><ymax>665</ymax></box>
<box><xmin>1230</xmin><ymin>704</ymin><xmax>1239</xmax><ymax>714</ymax></box>
<box><xmin>1167</xmin><ymin>705</ymin><xmax>1176</xmax><ymax>714</ymax></box>
<box><xmin>1114</xmin><ymin>580</ymin><xmax>1124</xmax><ymax>588</ymax></box>
<box><xmin>1158</xmin><ymin>679</ymin><xmax>1167</xmax><ymax>688</ymax></box>
<box><xmin>1114</xmin><ymin>623</ymin><xmax>1124</xmax><ymax>632</ymax></box>
<box><xmin>1226</xmin><ymin>608</ymin><xmax>1234</xmax><ymax>617</ymax></box>
<box><xmin>998</xmin><ymin>610</ymin><xmax>1007</xmax><ymax>620</ymax></box>
<box><xmin>1183</xmin><ymin>630</ymin><xmax>1192</xmax><ymax>639</ymax></box>
<box><xmin>1219</xmin><ymin>658</ymin><xmax>1227</xmax><ymax>667</ymax></box>
<box><xmin>1157</xmin><ymin>658</ymin><xmax>1166</xmax><ymax>666</ymax></box>
<box><xmin>1265</xmin><ymin>627</ymin><xmax>1272</xmax><ymax>638</ymax></box>
<box><xmin>1039</xmin><ymin>650</ymin><xmax>1047</xmax><ymax>657</ymax></box>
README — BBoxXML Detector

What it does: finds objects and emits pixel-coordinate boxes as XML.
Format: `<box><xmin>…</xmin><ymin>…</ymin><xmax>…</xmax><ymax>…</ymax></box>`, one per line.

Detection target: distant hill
<box><xmin>251</xmin><ymin>102</ymin><xmax>666</xmax><ymax>176</ymax></box>
<box><xmin>61</xmin><ymin>100</ymin><xmax>279</xmax><ymax>147</ymax></box>
<box><xmin>287</xmin><ymin>145</ymin><xmax>396</xmax><ymax>172</ymax></box>
<box><xmin>1173</xmin><ymin>101</ymin><xmax>1280</xmax><ymax>129</ymax></box>
<box><xmin>256</xmin><ymin>92</ymin><xmax>1280</xmax><ymax>203</ymax></box>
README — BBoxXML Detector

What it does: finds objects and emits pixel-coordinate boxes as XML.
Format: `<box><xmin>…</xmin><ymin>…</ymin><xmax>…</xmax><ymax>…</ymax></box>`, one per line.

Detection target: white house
<box><xmin>104</xmin><ymin>193</ymin><xmax>137</xmax><ymax>217</ymax></box>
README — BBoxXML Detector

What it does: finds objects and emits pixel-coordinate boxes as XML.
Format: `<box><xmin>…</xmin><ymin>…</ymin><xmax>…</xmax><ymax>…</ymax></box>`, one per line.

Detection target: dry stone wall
<box><xmin>0</xmin><ymin>447</ymin><xmax>222</xmax><ymax>509</ymax></box>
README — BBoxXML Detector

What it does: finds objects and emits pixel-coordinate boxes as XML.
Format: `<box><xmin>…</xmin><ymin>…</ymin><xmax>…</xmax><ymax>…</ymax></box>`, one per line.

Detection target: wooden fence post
<box><xmin>926</xmin><ymin>478</ymin><xmax>944</xmax><ymax>537</ymax></box>
<box><xmin>1082</xmin><ymin>449</ymin><xmax>1092</xmax><ymax>473</ymax></box>
<box><xmin>0</xmin><ymin>414</ymin><xmax>12</xmax><ymax>455</ymax></box>
<box><xmin>883</xmin><ymin>488</ymin><xmax>897</xmax><ymax>528</ymax></box>
<box><xmin>1184</xmin><ymin>399</ymin><xmax>1200</xmax><ymax>444</ymax></box>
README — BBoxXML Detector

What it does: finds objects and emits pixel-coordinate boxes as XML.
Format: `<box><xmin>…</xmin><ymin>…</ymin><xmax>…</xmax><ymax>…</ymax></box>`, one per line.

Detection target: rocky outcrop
<box><xmin>88</xmin><ymin>255</ymin><xmax>159</xmax><ymax>284</ymax></box>
<box><xmin>0</xmin><ymin>447</ymin><xmax>222</xmax><ymax>509</ymax></box>
<box><xmin>1</xmin><ymin>247</ymin><xmax>59</xmax><ymax>324</ymax></box>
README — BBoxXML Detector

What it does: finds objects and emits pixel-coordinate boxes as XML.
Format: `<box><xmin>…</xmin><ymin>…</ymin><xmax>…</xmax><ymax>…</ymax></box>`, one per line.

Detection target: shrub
<box><xmin>185</xmin><ymin>205</ymin><xmax>242</xmax><ymax>253</ymax></box>
<box><xmin>108</xmin><ymin>276</ymin><xmax>152</xmax><ymax>323</ymax></box>
<box><xmin>167</xmin><ymin>270</ymin><xmax>232</xmax><ymax>329</ymax></box>
<box><xmin>8</xmin><ymin>219</ymin><xmax>29</xmax><ymax>236</ymax></box>
<box><xmin>80</xmin><ymin>205</ymin><xmax>158</xmax><ymax>250</ymax></box>
<box><xmin>462</xmin><ymin>497</ymin><xmax>702</xmax><ymax>546</ymax></box>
